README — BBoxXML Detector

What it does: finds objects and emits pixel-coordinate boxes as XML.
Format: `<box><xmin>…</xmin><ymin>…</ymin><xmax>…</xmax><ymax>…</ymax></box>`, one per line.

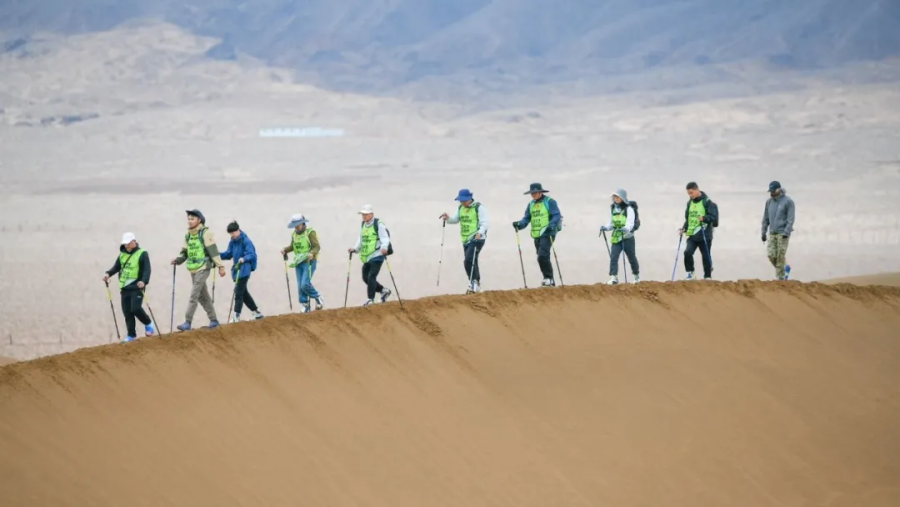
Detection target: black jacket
<box><xmin>682</xmin><ymin>191</ymin><xmax>718</xmax><ymax>239</ymax></box>
<box><xmin>106</xmin><ymin>243</ymin><xmax>151</xmax><ymax>291</ymax></box>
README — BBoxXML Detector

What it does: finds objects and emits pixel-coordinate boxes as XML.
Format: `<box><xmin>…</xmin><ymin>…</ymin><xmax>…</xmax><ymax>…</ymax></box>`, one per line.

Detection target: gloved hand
<box><xmin>599</xmin><ymin>225</ymin><xmax>610</xmax><ymax>232</ymax></box>
<box><xmin>762</xmin><ymin>233</ymin><xmax>767</xmax><ymax>242</ymax></box>
<box><xmin>511</xmin><ymin>221</ymin><xmax>519</xmax><ymax>230</ymax></box>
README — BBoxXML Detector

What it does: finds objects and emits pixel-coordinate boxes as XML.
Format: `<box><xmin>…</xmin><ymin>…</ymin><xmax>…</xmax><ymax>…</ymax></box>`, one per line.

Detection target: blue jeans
<box><xmin>295</xmin><ymin>260</ymin><xmax>320</xmax><ymax>303</ymax></box>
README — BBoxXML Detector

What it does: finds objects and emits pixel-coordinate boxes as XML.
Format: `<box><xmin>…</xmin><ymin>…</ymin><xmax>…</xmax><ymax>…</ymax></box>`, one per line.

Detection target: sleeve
<box><xmin>784</xmin><ymin>199</ymin><xmax>795</xmax><ymax>236</ymax></box>
<box><xmin>446</xmin><ymin>207</ymin><xmax>461</xmax><ymax>225</ymax></box>
<box><xmin>242</xmin><ymin>239</ymin><xmax>257</xmax><ymax>263</ymax></box>
<box><xmin>284</xmin><ymin>235</ymin><xmax>294</xmax><ymax>255</ymax></box>
<box><xmin>682</xmin><ymin>201</ymin><xmax>689</xmax><ymax>232</ymax></box>
<box><xmin>547</xmin><ymin>199</ymin><xmax>562</xmax><ymax>230</ymax></box>
<box><xmin>174</xmin><ymin>234</ymin><xmax>188</xmax><ymax>265</ymax></box>
<box><xmin>377</xmin><ymin>222</ymin><xmax>390</xmax><ymax>249</ymax></box>
<box><xmin>517</xmin><ymin>202</ymin><xmax>532</xmax><ymax>229</ymax></box>
<box><xmin>601</xmin><ymin>208</ymin><xmax>614</xmax><ymax>233</ymax></box>
<box><xmin>624</xmin><ymin>207</ymin><xmax>635</xmax><ymax>232</ymax></box>
<box><xmin>139</xmin><ymin>251</ymin><xmax>151</xmax><ymax>285</ymax></box>
<box><xmin>308</xmin><ymin>230</ymin><xmax>321</xmax><ymax>258</ymax></box>
<box><xmin>203</xmin><ymin>229</ymin><xmax>224</xmax><ymax>268</ymax></box>
<box><xmin>477</xmin><ymin>205</ymin><xmax>489</xmax><ymax>236</ymax></box>
<box><xmin>352</xmin><ymin>226</ymin><xmax>362</xmax><ymax>253</ymax></box>
<box><xmin>219</xmin><ymin>240</ymin><xmax>233</xmax><ymax>261</ymax></box>
<box><xmin>106</xmin><ymin>256</ymin><xmax>122</xmax><ymax>276</ymax></box>
<box><xmin>761</xmin><ymin>200</ymin><xmax>770</xmax><ymax>236</ymax></box>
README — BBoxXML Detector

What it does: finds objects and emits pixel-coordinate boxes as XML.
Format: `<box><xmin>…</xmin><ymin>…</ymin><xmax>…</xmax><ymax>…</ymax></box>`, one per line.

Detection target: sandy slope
<box><xmin>819</xmin><ymin>272</ymin><xmax>900</xmax><ymax>287</ymax></box>
<box><xmin>0</xmin><ymin>356</ymin><xmax>15</xmax><ymax>366</ymax></box>
<box><xmin>2</xmin><ymin>280</ymin><xmax>900</xmax><ymax>506</ymax></box>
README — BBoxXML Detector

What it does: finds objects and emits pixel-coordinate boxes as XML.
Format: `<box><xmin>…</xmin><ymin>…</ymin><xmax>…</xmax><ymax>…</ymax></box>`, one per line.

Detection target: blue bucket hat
<box><xmin>287</xmin><ymin>213</ymin><xmax>308</xmax><ymax>228</ymax></box>
<box><xmin>455</xmin><ymin>188</ymin><xmax>474</xmax><ymax>201</ymax></box>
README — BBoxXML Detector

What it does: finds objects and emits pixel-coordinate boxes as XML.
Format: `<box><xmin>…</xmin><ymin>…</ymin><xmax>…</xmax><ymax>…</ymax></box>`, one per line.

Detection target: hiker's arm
<box><xmin>761</xmin><ymin>200</ymin><xmax>770</xmax><ymax>236</ymax></box>
<box><xmin>139</xmin><ymin>251</ymin><xmax>151</xmax><ymax>285</ymax></box>
<box><xmin>682</xmin><ymin>202</ymin><xmax>689</xmax><ymax>232</ymax></box>
<box><xmin>307</xmin><ymin>230</ymin><xmax>320</xmax><ymax>258</ymax></box>
<box><xmin>203</xmin><ymin>230</ymin><xmax>225</xmax><ymax>268</ymax></box>
<box><xmin>377</xmin><ymin>222</ymin><xmax>390</xmax><ymax>249</ymax></box>
<box><xmin>446</xmin><ymin>208</ymin><xmax>460</xmax><ymax>224</ymax></box>
<box><xmin>516</xmin><ymin>203</ymin><xmax>531</xmax><ymax>229</ymax></box>
<box><xmin>784</xmin><ymin>199</ymin><xmax>795</xmax><ymax>236</ymax></box>
<box><xmin>351</xmin><ymin>232</ymin><xmax>362</xmax><ymax>253</ymax></box>
<box><xmin>106</xmin><ymin>257</ymin><xmax>121</xmax><ymax>276</ymax></box>
<box><xmin>174</xmin><ymin>235</ymin><xmax>188</xmax><ymax>265</ymax></box>
<box><xmin>547</xmin><ymin>199</ymin><xmax>562</xmax><ymax>229</ymax></box>
<box><xmin>242</xmin><ymin>239</ymin><xmax>257</xmax><ymax>263</ymax></box>
<box><xmin>219</xmin><ymin>240</ymin><xmax>233</xmax><ymax>261</ymax></box>
<box><xmin>477</xmin><ymin>205</ymin><xmax>489</xmax><ymax>236</ymax></box>
<box><xmin>624</xmin><ymin>208</ymin><xmax>635</xmax><ymax>232</ymax></box>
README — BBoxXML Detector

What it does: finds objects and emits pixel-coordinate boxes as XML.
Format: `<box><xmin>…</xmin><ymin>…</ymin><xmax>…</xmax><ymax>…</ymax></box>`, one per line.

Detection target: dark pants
<box><xmin>121</xmin><ymin>289</ymin><xmax>151</xmax><ymax>338</ymax></box>
<box><xmin>684</xmin><ymin>230</ymin><xmax>714</xmax><ymax>278</ymax></box>
<box><xmin>532</xmin><ymin>234</ymin><xmax>555</xmax><ymax>280</ymax></box>
<box><xmin>609</xmin><ymin>237</ymin><xmax>639</xmax><ymax>276</ymax></box>
<box><xmin>362</xmin><ymin>258</ymin><xmax>385</xmax><ymax>300</ymax></box>
<box><xmin>464</xmin><ymin>239</ymin><xmax>485</xmax><ymax>282</ymax></box>
<box><xmin>234</xmin><ymin>276</ymin><xmax>258</xmax><ymax>314</ymax></box>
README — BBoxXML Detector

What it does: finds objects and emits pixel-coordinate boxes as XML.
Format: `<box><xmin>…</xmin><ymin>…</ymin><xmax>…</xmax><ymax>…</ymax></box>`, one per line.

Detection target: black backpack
<box><xmin>368</xmin><ymin>218</ymin><xmax>393</xmax><ymax>256</ymax></box>
<box><xmin>612</xmin><ymin>202</ymin><xmax>641</xmax><ymax>231</ymax></box>
<box><xmin>703</xmin><ymin>197</ymin><xmax>719</xmax><ymax>228</ymax></box>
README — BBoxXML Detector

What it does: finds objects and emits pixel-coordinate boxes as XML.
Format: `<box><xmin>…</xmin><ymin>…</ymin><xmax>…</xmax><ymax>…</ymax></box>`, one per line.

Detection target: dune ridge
<box><xmin>2</xmin><ymin>280</ymin><xmax>900</xmax><ymax>506</ymax></box>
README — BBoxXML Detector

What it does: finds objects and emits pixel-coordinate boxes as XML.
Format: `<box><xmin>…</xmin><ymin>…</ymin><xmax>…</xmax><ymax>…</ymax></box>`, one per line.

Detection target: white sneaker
<box><xmin>231</xmin><ymin>313</ymin><xmax>240</xmax><ymax>323</ymax></box>
<box><xmin>633</xmin><ymin>274</ymin><xmax>640</xmax><ymax>283</ymax></box>
<box><xmin>252</xmin><ymin>310</ymin><xmax>264</xmax><ymax>320</ymax></box>
<box><xmin>607</xmin><ymin>275</ymin><xmax>618</xmax><ymax>285</ymax></box>
<box><xmin>298</xmin><ymin>304</ymin><xmax>310</xmax><ymax>314</ymax></box>
<box><xmin>314</xmin><ymin>296</ymin><xmax>324</xmax><ymax>310</ymax></box>
<box><xmin>472</xmin><ymin>280</ymin><xmax>481</xmax><ymax>293</ymax></box>
<box><xmin>363</xmin><ymin>299</ymin><xmax>375</xmax><ymax>307</ymax></box>
<box><xmin>685</xmin><ymin>272</ymin><xmax>695</xmax><ymax>280</ymax></box>
<box><xmin>541</xmin><ymin>278</ymin><xmax>555</xmax><ymax>287</ymax></box>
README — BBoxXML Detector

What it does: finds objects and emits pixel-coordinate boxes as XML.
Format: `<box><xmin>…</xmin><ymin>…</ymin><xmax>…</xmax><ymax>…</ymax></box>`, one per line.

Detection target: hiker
<box><xmin>762</xmin><ymin>180</ymin><xmax>796</xmax><ymax>280</ymax></box>
<box><xmin>220</xmin><ymin>221</ymin><xmax>264</xmax><ymax>322</ymax></box>
<box><xmin>281</xmin><ymin>214</ymin><xmax>324</xmax><ymax>312</ymax></box>
<box><xmin>440</xmin><ymin>188</ymin><xmax>489</xmax><ymax>293</ymax></box>
<box><xmin>512</xmin><ymin>182</ymin><xmax>562</xmax><ymax>287</ymax></box>
<box><xmin>102</xmin><ymin>232</ymin><xmax>154</xmax><ymax>342</ymax></box>
<box><xmin>680</xmin><ymin>182</ymin><xmax>718</xmax><ymax>280</ymax></box>
<box><xmin>599</xmin><ymin>188</ymin><xmax>640</xmax><ymax>284</ymax></box>
<box><xmin>348</xmin><ymin>204</ymin><xmax>393</xmax><ymax>306</ymax></box>
<box><xmin>171</xmin><ymin>209</ymin><xmax>226</xmax><ymax>330</ymax></box>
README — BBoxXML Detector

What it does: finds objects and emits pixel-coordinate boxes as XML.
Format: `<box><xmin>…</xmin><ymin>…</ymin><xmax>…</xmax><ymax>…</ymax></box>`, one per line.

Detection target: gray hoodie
<box><xmin>601</xmin><ymin>188</ymin><xmax>636</xmax><ymax>239</ymax></box>
<box><xmin>762</xmin><ymin>188</ymin><xmax>795</xmax><ymax>236</ymax></box>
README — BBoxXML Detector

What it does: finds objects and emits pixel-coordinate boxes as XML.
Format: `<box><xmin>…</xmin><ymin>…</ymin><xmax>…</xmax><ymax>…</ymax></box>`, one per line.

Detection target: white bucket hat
<box><xmin>358</xmin><ymin>204</ymin><xmax>374</xmax><ymax>214</ymax></box>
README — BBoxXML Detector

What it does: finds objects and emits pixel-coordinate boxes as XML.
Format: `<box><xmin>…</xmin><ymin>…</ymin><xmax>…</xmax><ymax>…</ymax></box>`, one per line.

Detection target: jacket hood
<box><xmin>612</xmin><ymin>188</ymin><xmax>629</xmax><ymax>204</ymax></box>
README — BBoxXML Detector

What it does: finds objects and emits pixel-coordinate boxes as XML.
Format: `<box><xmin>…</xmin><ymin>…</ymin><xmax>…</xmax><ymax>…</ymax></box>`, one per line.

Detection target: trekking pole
<box><xmin>436</xmin><ymin>218</ymin><xmax>446</xmax><ymax>287</ymax></box>
<box><xmin>104</xmin><ymin>281</ymin><xmax>121</xmax><ymax>342</ymax></box>
<box><xmin>169</xmin><ymin>265</ymin><xmax>176</xmax><ymax>334</ymax></box>
<box><xmin>141</xmin><ymin>289</ymin><xmax>162</xmax><ymax>337</ymax></box>
<box><xmin>701</xmin><ymin>227</ymin><xmax>713</xmax><ymax>278</ymax></box>
<box><xmin>282</xmin><ymin>253</ymin><xmax>293</xmax><ymax>311</ymax></box>
<box><xmin>513</xmin><ymin>225</ymin><xmax>528</xmax><ymax>289</ymax></box>
<box><xmin>384</xmin><ymin>257</ymin><xmax>404</xmax><ymax>308</ymax></box>
<box><xmin>671</xmin><ymin>233</ymin><xmax>683</xmax><ymax>281</ymax></box>
<box><xmin>226</xmin><ymin>267</ymin><xmax>239</xmax><ymax>323</ymax></box>
<box><xmin>467</xmin><ymin>242</ymin><xmax>480</xmax><ymax>294</ymax></box>
<box><xmin>549</xmin><ymin>234</ymin><xmax>564</xmax><ymax>287</ymax></box>
<box><xmin>620</xmin><ymin>229</ymin><xmax>628</xmax><ymax>284</ymax></box>
<box><xmin>343</xmin><ymin>252</ymin><xmax>353</xmax><ymax>308</ymax></box>
<box><xmin>306</xmin><ymin>260</ymin><xmax>314</xmax><ymax>312</ymax></box>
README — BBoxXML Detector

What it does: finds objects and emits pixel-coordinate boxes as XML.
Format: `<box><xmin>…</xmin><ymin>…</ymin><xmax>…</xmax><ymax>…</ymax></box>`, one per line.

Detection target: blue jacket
<box><xmin>516</xmin><ymin>195</ymin><xmax>562</xmax><ymax>236</ymax></box>
<box><xmin>220</xmin><ymin>231</ymin><xmax>258</xmax><ymax>279</ymax></box>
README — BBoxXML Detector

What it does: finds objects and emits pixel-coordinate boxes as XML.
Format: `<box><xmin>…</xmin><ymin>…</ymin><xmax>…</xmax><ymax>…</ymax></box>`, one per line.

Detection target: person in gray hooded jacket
<box><xmin>761</xmin><ymin>180</ymin><xmax>795</xmax><ymax>280</ymax></box>
<box><xmin>599</xmin><ymin>188</ymin><xmax>640</xmax><ymax>284</ymax></box>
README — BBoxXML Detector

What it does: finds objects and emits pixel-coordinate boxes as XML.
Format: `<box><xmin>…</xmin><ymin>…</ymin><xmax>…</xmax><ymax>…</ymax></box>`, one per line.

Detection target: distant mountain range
<box><xmin>2</xmin><ymin>0</ymin><xmax>899</xmax><ymax>94</ymax></box>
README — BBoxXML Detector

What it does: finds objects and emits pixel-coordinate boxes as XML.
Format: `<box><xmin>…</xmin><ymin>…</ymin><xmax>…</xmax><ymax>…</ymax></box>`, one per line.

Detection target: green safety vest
<box><xmin>359</xmin><ymin>221</ymin><xmax>384</xmax><ymax>263</ymax></box>
<box><xmin>118</xmin><ymin>248</ymin><xmax>145</xmax><ymax>289</ymax></box>
<box><xmin>290</xmin><ymin>228</ymin><xmax>315</xmax><ymax>267</ymax></box>
<box><xmin>687</xmin><ymin>199</ymin><xmax>707</xmax><ymax>234</ymax></box>
<box><xmin>458</xmin><ymin>203</ymin><xmax>480</xmax><ymax>243</ymax></box>
<box><xmin>185</xmin><ymin>228</ymin><xmax>209</xmax><ymax>271</ymax></box>
<box><xmin>529</xmin><ymin>198</ymin><xmax>555</xmax><ymax>239</ymax></box>
<box><xmin>611</xmin><ymin>207</ymin><xmax>627</xmax><ymax>244</ymax></box>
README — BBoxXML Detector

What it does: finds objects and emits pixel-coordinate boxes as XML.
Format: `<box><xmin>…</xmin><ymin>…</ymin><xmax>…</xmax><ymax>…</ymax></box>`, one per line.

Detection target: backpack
<box><xmin>241</xmin><ymin>235</ymin><xmax>258</xmax><ymax>272</ymax></box>
<box><xmin>703</xmin><ymin>197</ymin><xmax>719</xmax><ymax>228</ymax></box>
<box><xmin>184</xmin><ymin>227</ymin><xmax>211</xmax><ymax>261</ymax></box>
<box><xmin>612</xmin><ymin>201</ymin><xmax>641</xmax><ymax>232</ymax></box>
<box><xmin>540</xmin><ymin>198</ymin><xmax>563</xmax><ymax>232</ymax></box>
<box><xmin>368</xmin><ymin>218</ymin><xmax>393</xmax><ymax>256</ymax></box>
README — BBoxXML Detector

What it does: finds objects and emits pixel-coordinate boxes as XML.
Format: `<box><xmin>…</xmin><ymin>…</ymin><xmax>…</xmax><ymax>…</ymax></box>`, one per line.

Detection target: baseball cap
<box><xmin>121</xmin><ymin>232</ymin><xmax>136</xmax><ymax>245</ymax></box>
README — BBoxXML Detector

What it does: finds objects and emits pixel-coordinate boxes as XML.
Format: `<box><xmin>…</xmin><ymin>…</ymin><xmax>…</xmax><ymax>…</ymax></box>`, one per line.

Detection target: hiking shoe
<box><xmin>471</xmin><ymin>280</ymin><xmax>481</xmax><ymax>293</ymax></box>
<box><xmin>253</xmin><ymin>310</ymin><xmax>264</xmax><ymax>320</ymax></box>
<box><xmin>208</xmin><ymin>320</ymin><xmax>220</xmax><ymax>329</ymax></box>
<box><xmin>363</xmin><ymin>299</ymin><xmax>375</xmax><ymax>307</ymax></box>
<box><xmin>232</xmin><ymin>313</ymin><xmax>240</xmax><ymax>323</ymax></box>
<box><xmin>633</xmin><ymin>274</ymin><xmax>641</xmax><ymax>283</ymax></box>
<box><xmin>144</xmin><ymin>323</ymin><xmax>155</xmax><ymax>336</ymax></box>
<box><xmin>298</xmin><ymin>304</ymin><xmax>310</xmax><ymax>314</ymax></box>
<box><xmin>314</xmin><ymin>296</ymin><xmax>324</xmax><ymax>310</ymax></box>
<box><xmin>123</xmin><ymin>335</ymin><xmax>136</xmax><ymax>343</ymax></box>
<box><xmin>380</xmin><ymin>288</ymin><xmax>392</xmax><ymax>303</ymax></box>
<box><xmin>685</xmin><ymin>272</ymin><xmax>695</xmax><ymax>280</ymax></box>
<box><xmin>541</xmin><ymin>278</ymin><xmax>555</xmax><ymax>287</ymax></box>
<box><xmin>785</xmin><ymin>265</ymin><xmax>791</xmax><ymax>280</ymax></box>
<box><xmin>176</xmin><ymin>321</ymin><xmax>191</xmax><ymax>332</ymax></box>
<box><xmin>607</xmin><ymin>276</ymin><xmax>618</xmax><ymax>285</ymax></box>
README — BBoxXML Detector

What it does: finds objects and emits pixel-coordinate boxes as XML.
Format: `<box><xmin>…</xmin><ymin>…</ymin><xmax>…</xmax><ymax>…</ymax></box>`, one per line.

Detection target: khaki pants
<box><xmin>185</xmin><ymin>267</ymin><xmax>218</xmax><ymax>323</ymax></box>
<box><xmin>767</xmin><ymin>234</ymin><xmax>790</xmax><ymax>279</ymax></box>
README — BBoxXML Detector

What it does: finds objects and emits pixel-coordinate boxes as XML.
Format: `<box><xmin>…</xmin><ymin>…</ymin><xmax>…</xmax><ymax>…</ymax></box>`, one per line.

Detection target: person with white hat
<box><xmin>102</xmin><ymin>232</ymin><xmax>155</xmax><ymax>342</ymax></box>
<box><xmin>348</xmin><ymin>204</ymin><xmax>392</xmax><ymax>306</ymax></box>
<box><xmin>281</xmin><ymin>213</ymin><xmax>324</xmax><ymax>312</ymax></box>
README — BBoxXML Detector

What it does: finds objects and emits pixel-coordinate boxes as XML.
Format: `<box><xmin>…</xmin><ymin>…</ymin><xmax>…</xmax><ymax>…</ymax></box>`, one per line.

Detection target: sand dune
<box><xmin>0</xmin><ymin>356</ymin><xmax>15</xmax><ymax>366</ymax></box>
<box><xmin>2</xmin><ymin>280</ymin><xmax>900</xmax><ymax>506</ymax></box>
<box><xmin>820</xmin><ymin>272</ymin><xmax>900</xmax><ymax>287</ymax></box>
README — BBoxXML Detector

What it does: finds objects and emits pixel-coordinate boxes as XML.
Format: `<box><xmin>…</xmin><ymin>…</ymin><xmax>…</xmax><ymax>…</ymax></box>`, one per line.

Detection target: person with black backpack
<box><xmin>599</xmin><ymin>188</ymin><xmax>640</xmax><ymax>284</ymax></box>
<box><xmin>220</xmin><ymin>220</ymin><xmax>264</xmax><ymax>323</ymax></box>
<box><xmin>348</xmin><ymin>204</ymin><xmax>393</xmax><ymax>307</ymax></box>
<box><xmin>679</xmin><ymin>182</ymin><xmax>719</xmax><ymax>280</ymax></box>
<box><xmin>440</xmin><ymin>188</ymin><xmax>490</xmax><ymax>293</ymax></box>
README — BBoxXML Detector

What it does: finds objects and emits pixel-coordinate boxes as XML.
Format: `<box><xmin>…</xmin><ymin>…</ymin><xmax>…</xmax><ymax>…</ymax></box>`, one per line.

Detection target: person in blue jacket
<box><xmin>220</xmin><ymin>221</ymin><xmax>264</xmax><ymax>322</ymax></box>
<box><xmin>512</xmin><ymin>182</ymin><xmax>563</xmax><ymax>287</ymax></box>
